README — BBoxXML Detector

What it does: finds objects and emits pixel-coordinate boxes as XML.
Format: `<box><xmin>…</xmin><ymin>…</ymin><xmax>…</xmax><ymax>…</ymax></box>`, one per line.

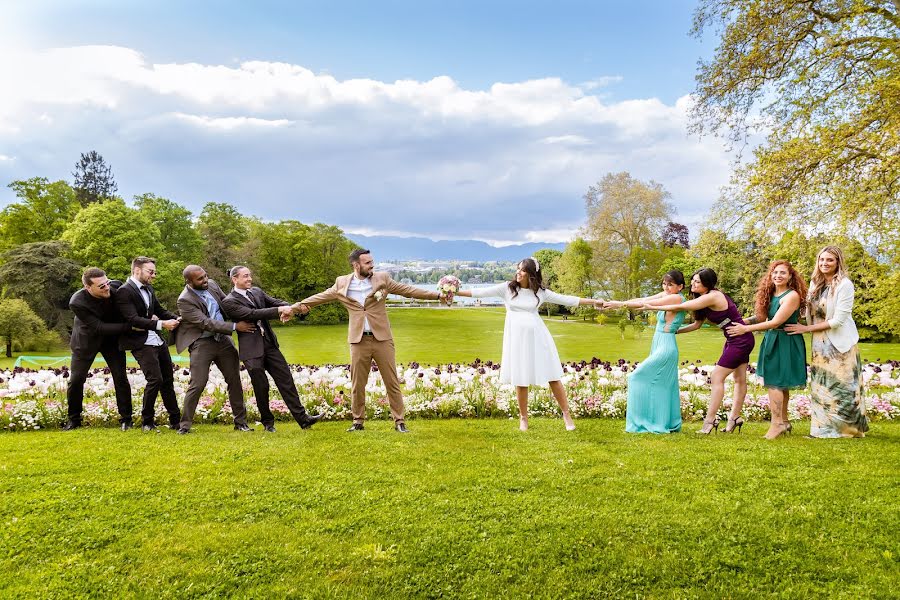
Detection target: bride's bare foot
<box><xmin>519</xmin><ymin>417</ymin><xmax>528</xmax><ymax>431</ymax></box>
<box><xmin>563</xmin><ymin>413</ymin><xmax>576</xmax><ymax>431</ymax></box>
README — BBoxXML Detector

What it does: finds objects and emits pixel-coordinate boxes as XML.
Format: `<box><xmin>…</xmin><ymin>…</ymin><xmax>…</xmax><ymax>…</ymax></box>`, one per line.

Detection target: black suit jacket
<box><xmin>115</xmin><ymin>279</ymin><xmax>177</xmax><ymax>351</ymax></box>
<box><xmin>221</xmin><ymin>287</ymin><xmax>288</xmax><ymax>361</ymax></box>
<box><xmin>69</xmin><ymin>280</ymin><xmax>132</xmax><ymax>354</ymax></box>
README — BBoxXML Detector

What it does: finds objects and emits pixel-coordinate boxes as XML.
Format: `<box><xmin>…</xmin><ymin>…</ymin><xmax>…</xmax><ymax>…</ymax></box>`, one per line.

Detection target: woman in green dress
<box><xmin>726</xmin><ymin>261</ymin><xmax>808</xmax><ymax>439</ymax></box>
<box><xmin>785</xmin><ymin>246</ymin><xmax>868</xmax><ymax>438</ymax></box>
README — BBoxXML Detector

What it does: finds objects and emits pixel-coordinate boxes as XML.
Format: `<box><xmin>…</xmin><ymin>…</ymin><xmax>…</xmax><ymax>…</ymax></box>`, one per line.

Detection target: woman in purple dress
<box><xmin>648</xmin><ymin>268</ymin><xmax>755</xmax><ymax>434</ymax></box>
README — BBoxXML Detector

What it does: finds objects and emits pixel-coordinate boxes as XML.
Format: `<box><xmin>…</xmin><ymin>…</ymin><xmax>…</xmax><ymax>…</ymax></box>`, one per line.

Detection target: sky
<box><xmin>0</xmin><ymin>0</ymin><xmax>733</xmax><ymax>246</ymax></box>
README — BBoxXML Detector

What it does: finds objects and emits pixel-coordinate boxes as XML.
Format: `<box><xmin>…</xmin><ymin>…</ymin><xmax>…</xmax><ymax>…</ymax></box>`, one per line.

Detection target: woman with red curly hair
<box><xmin>726</xmin><ymin>261</ymin><xmax>808</xmax><ymax>439</ymax></box>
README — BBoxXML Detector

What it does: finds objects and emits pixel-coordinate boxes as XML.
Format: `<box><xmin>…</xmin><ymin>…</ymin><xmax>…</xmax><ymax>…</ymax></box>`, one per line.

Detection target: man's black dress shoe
<box><xmin>234</xmin><ymin>424</ymin><xmax>254</xmax><ymax>432</ymax></box>
<box><xmin>395</xmin><ymin>422</ymin><xmax>410</xmax><ymax>433</ymax></box>
<box><xmin>264</xmin><ymin>425</ymin><xmax>276</xmax><ymax>433</ymax></box>
<box><xmin>61</xmin><ymin>421</ymin><xmax>81</xmax><ymax>431</ymax></box>
<box><xmin>120</xmin><ymin>422</ymin><xmax>133</xmax><ymax>431</ymax></box>
<box><xmin>299</xmin><ymin>413</ymin><xmax>323</xmax><ymax>429</ymax></box>
<box><xmin>176</xmin><ymin>427</ymin><xmax>190</xmax><ymax>435</ymax></box>
<box><xmin>142</xmin><ymin>425</ymin><xmax>159</xmax><ymax>433</ymax></box>
<box><xmin>347</xmin><ymin>423</ymin><xmax>364</xmax><ymax>432</ymax></box>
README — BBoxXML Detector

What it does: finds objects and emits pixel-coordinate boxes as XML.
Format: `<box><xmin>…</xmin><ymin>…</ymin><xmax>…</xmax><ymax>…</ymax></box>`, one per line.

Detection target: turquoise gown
<box><xmin>625</xmin><ymin>299</ymin><xmax>685</xmax><ymax>433</ymax></box>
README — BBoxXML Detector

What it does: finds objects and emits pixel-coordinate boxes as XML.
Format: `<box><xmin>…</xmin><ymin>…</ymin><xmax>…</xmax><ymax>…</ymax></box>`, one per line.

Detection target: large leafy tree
<box><xmin>134</xmin><ymin>194</ymin><xmax>203</xmax><ymax>305</ymax></box>
<box><xmin>0</xmin><ymin>298</ymin><xmax>53</xmax><ymax>358</ymax></box>
<box><xmin>248</xmin><ymin>220</ymin><xmax>357</xmax><ymax>324</ymax></box>
<box><xmin>556</xmin><ymin>238</ymin><xmax>598</xmax><ymax>320</ymax></box>
<box><xmin>72</xmin><ymin>150</ymin><xmax>118</xmax><ymax>206</ymax></box>
<box><xmin>0</xmin><ymin>178</ymin><xmax>81</xmax><ymax>251</ymax></box>
<box><xmin>532</xmin><ymin>249</ymin><xmax>563</xmax><ymax>316</ymax></box>
<box><xmin>691</xmin><ymin>0</ymin><xmax>900</xmax><ymax>254</ymax></box>
<box><xmin>197</xmin><ymin>202</ymin><xmax>248</xmax><ymax>282</ymax></box>
<box><xmin>62</xmin><ymin>200</ymin><xmax>169</xmax><ymax>296</ymax></box>
<box><xmin>0</xmin><ymin>241</ymin><xmax>81</xmax><ymax>333</ymax></box>
<box><xmin>583</xmin><ymin>172</ymin><xmax>674</xmax><ymax>300</ymax></box>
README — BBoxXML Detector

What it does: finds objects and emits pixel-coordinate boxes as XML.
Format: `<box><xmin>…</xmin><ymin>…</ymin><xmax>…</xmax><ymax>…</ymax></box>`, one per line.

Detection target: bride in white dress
<box><xmin>455</xmin><ymin>257</ymin><xmax>599</xmax><ymax>431</ymax></box>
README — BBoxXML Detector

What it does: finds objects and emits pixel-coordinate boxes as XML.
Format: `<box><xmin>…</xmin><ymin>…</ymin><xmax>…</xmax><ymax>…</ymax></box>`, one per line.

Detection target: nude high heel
<box><xmin>696</xmin><ymin>417</ymin><xmax>720</xmax><ymax>435</ymax></box>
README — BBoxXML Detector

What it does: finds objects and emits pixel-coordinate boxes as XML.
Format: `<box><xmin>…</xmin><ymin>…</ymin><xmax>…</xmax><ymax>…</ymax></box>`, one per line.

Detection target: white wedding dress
<box><xmin>471</xmin><ymin>283</ymin><xmax>580</xmax><ymax>386</ymax></box>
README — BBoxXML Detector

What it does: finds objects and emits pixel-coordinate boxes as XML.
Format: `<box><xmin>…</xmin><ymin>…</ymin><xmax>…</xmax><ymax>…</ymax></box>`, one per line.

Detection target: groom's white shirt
<box><xmin>347</xmin><ymin>275</ymin><xmax>373</xmax><ymax>332</ymax></box>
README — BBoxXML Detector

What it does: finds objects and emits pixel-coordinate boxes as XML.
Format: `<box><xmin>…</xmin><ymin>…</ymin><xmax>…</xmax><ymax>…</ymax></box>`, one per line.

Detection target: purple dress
<box><xmin>697</xmin><ymin>294</ymin><xmax>755</xmax><ymax>369</ymax></box>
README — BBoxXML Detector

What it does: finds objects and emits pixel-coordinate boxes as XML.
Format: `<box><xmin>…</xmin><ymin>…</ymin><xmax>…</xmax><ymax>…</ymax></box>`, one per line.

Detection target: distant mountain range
<box><xmin>346</xmin><ymin>234</ymin><xmax>568</xmax><ymax>262</ymax></box>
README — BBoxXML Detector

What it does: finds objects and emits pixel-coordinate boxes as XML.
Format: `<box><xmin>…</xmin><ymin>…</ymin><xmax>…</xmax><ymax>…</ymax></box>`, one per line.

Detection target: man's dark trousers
<box><xmin>67</xmin><ymin>341</ymin><xmax>132</xmax><ymax>424</ymax></box>
<box><xmin>180</xmin><ymin>336</ymin><xmax>247</xmax><ymax>429</ymax></box>
<box><xmin>132</xmin><ymin>343</ymin><xmax>180</xmax><ymax>427</ymax></box>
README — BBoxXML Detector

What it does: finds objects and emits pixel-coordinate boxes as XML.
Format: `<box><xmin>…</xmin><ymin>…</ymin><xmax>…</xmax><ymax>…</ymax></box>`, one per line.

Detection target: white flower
<box><xmin>374</xmin><ymin>290</ymin><xmax>385</xmax><ymax>301</ymax></box>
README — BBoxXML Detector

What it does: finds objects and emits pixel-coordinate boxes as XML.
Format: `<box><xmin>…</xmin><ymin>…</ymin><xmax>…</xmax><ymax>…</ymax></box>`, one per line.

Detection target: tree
<box><xmin>0</xmin><ymin>178</ymin><xmax>80</xmax><ymax>251</ymax></box>
<box><xmin>134</xmin><ymin>193</ymin><xmax>204</xmax><ymax>306</ymax></box>
<box><xmin>197</xmin><ymin>202</ymin><xmax>248</xmax><ymax>281</ymax></box>
<box><xmin>690</xmin><ymin>0</ymin><xmax>900</xmax><ymax>255</ymax></box>
<box><xmin>662</xmin><ymin>222</ymin><xmax>690</xmax><ymax>249</ymax></box>
<box><xmin>72</xmin><ymin>151</ymin><xmax>118</xmax><ymax>206</ymax></box>
<box><xmin>62</xmin><ymin>199</ymin><xmax>167</xmax><ymax>293</ymax></box>
<box><xmin>134</xmin><ymin>194</ymin><xmax>202</xmax><ymax>264</ymax></box>
<box><xmin>248</xmin><ymin>220</ymin><xmax>358</xmax><ymax>324</ymax></box>
<box><xmin>0</xmin><ymin>242</ymin><xmax>81</xmax><ymax>333</ymax></box>
<box><xmin>0</xmin><ymin>298</ymin><xmax>53</xmax><ymax>357</ymax></box>
<box><xmin>583</xmin><ymin>172</ymin><xmax>674</xmax><ymax>301</ymax></box>
<box><xmin>533</xmin><ymin>249</ymin><xmax>563</xmax><ymax>316</ymax></box>
<box><xmin>557</xmin><ymin>238</ymin><xmax>598</xmax><ymax>320</ymax></box>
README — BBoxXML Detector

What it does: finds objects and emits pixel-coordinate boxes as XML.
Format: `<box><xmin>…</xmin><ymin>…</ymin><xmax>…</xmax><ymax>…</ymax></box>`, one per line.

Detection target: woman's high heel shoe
<box><xmin>724</xmin><ymin>416</ymin><xmax>744</xmax><ymax>434</ymax></box>
<box><xmin>764</xmin><ymin>422</ymin><xmax>788</xmax><ymax>439</ymax></box>
<box><xmin>696</xmin><ymin>417</ymin><xmax>720</xmax><ymax>435</ymax></box>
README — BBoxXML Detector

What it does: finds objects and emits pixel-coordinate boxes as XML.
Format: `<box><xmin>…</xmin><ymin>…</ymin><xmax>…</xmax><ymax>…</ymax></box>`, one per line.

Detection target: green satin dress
<box><xmin>756</xmin><ymin>290</ymin><xmax>807</xmax><ymax>389</ymax></box>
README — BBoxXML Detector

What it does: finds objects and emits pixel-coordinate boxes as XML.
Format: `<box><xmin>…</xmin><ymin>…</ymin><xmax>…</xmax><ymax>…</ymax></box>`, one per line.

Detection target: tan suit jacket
<box><xmin>300</xmin><ymin>271</ymin><xmax>439</xmax><ymax>343</ymax></box>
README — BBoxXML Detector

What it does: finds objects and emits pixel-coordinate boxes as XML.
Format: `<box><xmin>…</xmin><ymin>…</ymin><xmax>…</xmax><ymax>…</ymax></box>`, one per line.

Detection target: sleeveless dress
<box><xmin>697</xmin><ymin>293</ymin><xmax>755</xmax><ymax>369</ymax></box>
<box><xmin>808</xmin><ymin>286</ymin><xmax>868</xmax><ymax>438</ymax></box>
<box><xmin>756</xmin><ymin>290</ymin><xmax>807</xmax><ymax>389</ymax></box>
<box><xmin>625</xmin><ymin>298</ymin><xmax>685</xmax><ymax>434</ymax></box>
<box><xmin>470</xmin><ymin>284</ymin><xmax>580</xmax><ymax>386</ymax></box>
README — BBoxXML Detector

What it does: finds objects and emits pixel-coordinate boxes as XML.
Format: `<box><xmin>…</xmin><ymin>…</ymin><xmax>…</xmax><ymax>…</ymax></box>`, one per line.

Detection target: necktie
<box><xmin>245</xmin><ymin>291</ymin><xmax>265</xmax><ymax>336</ymax></box>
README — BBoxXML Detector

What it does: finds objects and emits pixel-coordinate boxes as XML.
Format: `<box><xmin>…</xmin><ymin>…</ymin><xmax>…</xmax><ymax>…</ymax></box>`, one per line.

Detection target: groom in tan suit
<box><xmin>297</xmin><ymin>248</ymin><xmax>440</xmax><ymax>432</ymax></box>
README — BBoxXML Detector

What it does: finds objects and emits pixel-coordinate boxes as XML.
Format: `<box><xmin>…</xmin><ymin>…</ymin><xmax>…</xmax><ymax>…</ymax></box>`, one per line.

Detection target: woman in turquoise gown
<box><xmin>604</xmin><ymin>271</ymin><xmax>686</xmax><ymax>433</ymax></box>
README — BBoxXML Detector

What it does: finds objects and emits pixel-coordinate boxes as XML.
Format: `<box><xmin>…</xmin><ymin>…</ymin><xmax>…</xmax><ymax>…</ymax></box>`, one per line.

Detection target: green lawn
<box><xmin>1</xmin><ymin>420</ymin><xmax>897</xmax><ymax>598</ymax></box>
<box><xmin>5</xmin><ymin>307</ymin><xmax>900</xmax><ymax>369</ymax></box>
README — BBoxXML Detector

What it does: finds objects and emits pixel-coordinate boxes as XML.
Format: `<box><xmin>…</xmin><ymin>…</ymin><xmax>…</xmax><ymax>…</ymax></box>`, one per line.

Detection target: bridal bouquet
<box><xmin>438</xmin><ymin>275</ymin><xmax>461</xmax><ymax>305</ymax></box>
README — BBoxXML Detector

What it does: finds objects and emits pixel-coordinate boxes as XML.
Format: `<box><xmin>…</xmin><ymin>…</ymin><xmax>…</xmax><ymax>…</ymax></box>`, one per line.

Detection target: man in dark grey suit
<box><xmin>221</xmin><ymin>265</ymin><xmax>321</xmax><ymax>432</ymax></box>
<box><xmin>64</xmin><ymin>267</ymin><xmax>141</xmax><ymax>431</ymax></box>
<box><xmin>174</xmin><ymin>265</ymin><xmax>256</xmax><ymax>434</ymax></box>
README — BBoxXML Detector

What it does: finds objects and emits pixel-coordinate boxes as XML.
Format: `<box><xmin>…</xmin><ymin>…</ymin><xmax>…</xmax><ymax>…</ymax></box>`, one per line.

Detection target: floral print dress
<box><xmin>808</xmin><ymin>287</ymin><xmax>869</xmax><ymax>438</ymax></box>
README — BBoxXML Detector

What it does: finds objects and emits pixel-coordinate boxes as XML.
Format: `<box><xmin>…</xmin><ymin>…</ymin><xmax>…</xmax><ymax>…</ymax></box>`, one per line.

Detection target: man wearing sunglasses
<box><xmin>64</xmin><ymin>267</ymin><xmax>139</xmax><ymax>431</ymax></box>
<box><xmin>116</xmin><ymin>256</ymin><xmax>182</xmax><ymax>432</ymax></box>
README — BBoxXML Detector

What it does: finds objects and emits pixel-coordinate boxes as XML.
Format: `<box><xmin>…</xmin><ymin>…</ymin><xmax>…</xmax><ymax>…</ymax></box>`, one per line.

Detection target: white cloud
<box><xmin>0</xmin><ymin>45</ymin><xmax>735</xmax><ymax>242</ymax></box>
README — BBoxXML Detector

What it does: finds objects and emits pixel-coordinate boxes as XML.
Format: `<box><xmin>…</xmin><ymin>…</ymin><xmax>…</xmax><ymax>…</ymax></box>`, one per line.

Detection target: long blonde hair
<box><xmin>809</xmin><ymin>245</ymin><xmax>849</xmax><ymax>300</ymax></box>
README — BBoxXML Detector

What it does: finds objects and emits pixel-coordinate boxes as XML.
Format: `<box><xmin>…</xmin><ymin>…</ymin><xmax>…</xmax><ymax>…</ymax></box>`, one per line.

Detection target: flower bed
<box><xmin>1</xmin><ymin>359</ymin><xmax>898</xmax><ymax>430</ymax></box>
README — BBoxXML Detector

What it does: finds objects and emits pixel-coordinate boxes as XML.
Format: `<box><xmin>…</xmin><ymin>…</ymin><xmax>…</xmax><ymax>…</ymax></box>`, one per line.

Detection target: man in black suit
<box><xmin>115</xmin><ymin>256</ymin><xmax>182</xmax><ymax>432</ymax></box>
<box><xmin>221</xmin><ymin>265</ymin><xmax>321</xmax><ymax>432</ymax></box>
<box><xmin>64</xmin><ymin>267</ymin><xmax>141</xmax><ymax>431</ymax></box>
<box><xmin>174</xmin><ymin>265</ymin><xmax>256</xmax><ymax>434</ymax></box>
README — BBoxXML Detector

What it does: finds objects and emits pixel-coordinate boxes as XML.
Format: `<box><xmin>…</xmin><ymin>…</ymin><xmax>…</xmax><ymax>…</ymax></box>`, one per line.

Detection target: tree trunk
<box><xmin>5</xmin><ymin>338</ymin><xmax>11</xmax><ymax>358</ymax></box>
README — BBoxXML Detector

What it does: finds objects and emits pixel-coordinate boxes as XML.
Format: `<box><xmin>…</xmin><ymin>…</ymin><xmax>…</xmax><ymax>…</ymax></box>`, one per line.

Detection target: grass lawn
<box><xmin>4</xmin><ymin>308</ymin><xmax>900</xmax><ymax>369</ymax></box>
<box><xmin>1</xmin><ymin>420</ymin><xmax>897</xmax><ymax>598</ymax></box>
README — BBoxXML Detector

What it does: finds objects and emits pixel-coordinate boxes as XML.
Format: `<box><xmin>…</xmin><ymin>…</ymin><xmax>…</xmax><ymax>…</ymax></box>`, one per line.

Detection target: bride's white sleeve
<box><xmin>469</xmin><ymin>283</ymin><xmax>508</xmax><ymax>299</ymax></box>
<box><xmin>540</xmin><ymin>289</ymin><xmax>581</xmax><ymax>308</ymax></box>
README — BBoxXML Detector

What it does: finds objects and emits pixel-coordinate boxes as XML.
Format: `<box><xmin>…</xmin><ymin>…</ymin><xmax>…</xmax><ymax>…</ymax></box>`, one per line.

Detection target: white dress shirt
<box><xmin>347</xmin><ymin>275</ymin><xmax>373</xmax><ymax>332</ymax></box>
<box><xmin>232</xmin><ymin>287</ymin><xmax>266</xmax><ymax>335</ymax></box>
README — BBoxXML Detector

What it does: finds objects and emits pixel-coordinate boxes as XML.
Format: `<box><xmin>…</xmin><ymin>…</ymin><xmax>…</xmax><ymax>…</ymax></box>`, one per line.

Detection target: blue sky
<box><xmin>0</xmin><ymin>1</ymin><xmax>729</xmax><ymax>245</ymax></box>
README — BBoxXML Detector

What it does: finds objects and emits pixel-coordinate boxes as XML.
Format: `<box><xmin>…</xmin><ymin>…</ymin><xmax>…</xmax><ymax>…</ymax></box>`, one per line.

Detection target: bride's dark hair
<box><xmin>509</xmin><ymin>257</ymin><xmax>545</xmax><ymax>305</ymax></box>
